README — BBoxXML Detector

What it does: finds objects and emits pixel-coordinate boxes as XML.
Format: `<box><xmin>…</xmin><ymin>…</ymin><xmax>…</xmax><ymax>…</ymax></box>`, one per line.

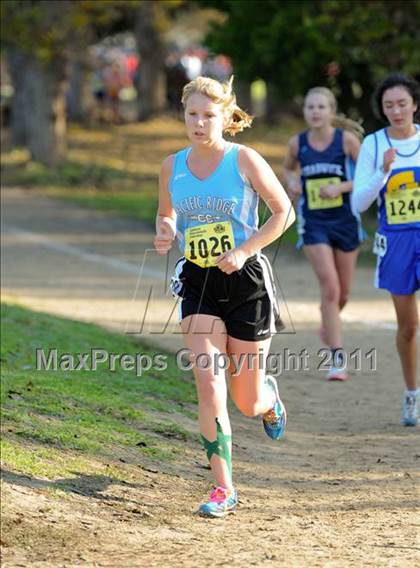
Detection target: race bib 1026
<box><xmin>184</xmin><ymin>221</ymin><xmax>235</xmax><ymax>268</ymax></box>
<box><xmin>306</xmin><ymin>177</ymin><xmax>343</xmax><ymax>210</ymax></box>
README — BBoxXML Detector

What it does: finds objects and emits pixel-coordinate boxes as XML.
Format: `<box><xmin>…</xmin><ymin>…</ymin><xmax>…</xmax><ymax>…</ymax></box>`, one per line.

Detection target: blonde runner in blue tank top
<box><xmin>169</xmin><ymin>142</ymin><xmax>259</xmax><ymax>267</ymax></box>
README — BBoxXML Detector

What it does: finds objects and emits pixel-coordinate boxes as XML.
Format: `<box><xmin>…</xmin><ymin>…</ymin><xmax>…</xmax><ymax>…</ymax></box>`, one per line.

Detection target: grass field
<box><xmin>1</xmin><ymin>302</ymin><xmax>197</xmax><ymax>480</ymax></box>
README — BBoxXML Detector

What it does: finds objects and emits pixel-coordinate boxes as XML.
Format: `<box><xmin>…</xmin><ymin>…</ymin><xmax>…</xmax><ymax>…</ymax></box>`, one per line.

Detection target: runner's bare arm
<box><xmin>331</xmin><ymin>131</ymin><xmax>362</xmax><ymax>195</ymax></box>
<box><xmin>282</xmin><ymin>135</ymin><xmax>302</xmax><ymax>199</ymax></box>
<box><xmin>154</xmin><ymin>155</ymin><xmax>176</xmax><ymax>255</ymax></box>
<box><xmin>343</xmin><ymin>130</ymin><xmax>361</xmax><ymax>163</ymax></box>
<box><xmin>237</xmin><ymin>146</ymin><xmax>295</xmax><ymax>255</ymax></box>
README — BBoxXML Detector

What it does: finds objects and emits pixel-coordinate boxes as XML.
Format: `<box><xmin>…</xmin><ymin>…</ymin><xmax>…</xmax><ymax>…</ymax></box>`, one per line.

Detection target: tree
<box><xmin>1</xmin><ymin>0</ymin><xmax>188</xmax><ymax>163</ymax></box>
<box><xmin>2</xmin><ymin>1</ymin><xmax>71</xmax><ymax>165</ymax></box>
<box><xmin>201</xmin><ymin>0</ymin><xmax>420</xmax><ymax>127</ymax></box>
<box><xmin>135</xmin><ymin>0</ymin><xmax>183</xmax><ymax>120</ymax></box>
<box><xmin>1</xmin><ymin>0</ymin><xmax>123</xmax><ymax>165</ymax></box>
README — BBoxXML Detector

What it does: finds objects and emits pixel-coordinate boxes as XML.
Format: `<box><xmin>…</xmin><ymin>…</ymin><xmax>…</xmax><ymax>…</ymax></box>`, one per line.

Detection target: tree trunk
<box><xmin>22</xmin><ymin>56</ymin><xmax>67</xmax><ymax>166</ymax></box>
<box><xmin>135</xmin><ymin>1</ymin><xmax>167</xmax><ymax>121</ymax></box>
<box><xmin>6</xmin><ymin>50</ymin><xmax>28</xmax><ymax>147</ymax></box>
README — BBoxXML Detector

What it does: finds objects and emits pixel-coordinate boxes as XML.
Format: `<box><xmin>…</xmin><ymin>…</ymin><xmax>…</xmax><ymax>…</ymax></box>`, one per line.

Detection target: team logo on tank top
<box><xmin>383</xmin><ymin>169</ymin><xmax>420</xmax><ymax>225</ymax></box>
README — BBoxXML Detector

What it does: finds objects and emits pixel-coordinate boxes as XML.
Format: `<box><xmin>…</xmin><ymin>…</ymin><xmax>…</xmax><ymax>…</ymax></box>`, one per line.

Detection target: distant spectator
<box><xmin>125</xmin><ymin>53</ymin><xmax>139</xmax><ymax>83</ymax></box>
<box><xmin>181</xmin><ymin>49</ymin><xmax>202</xmax><ymax>81</ymax></box>
<box><xmin>165</xmin><ymin>52</ymin><xmax>188</xmax><ymax>115</ymax></box>
<box><xmin>203</xmin><ymin>54</ymin><xmax>232</xmax><ymax>82</ymax></box>
<box><xmin>104</xmin><ymin>62</ymin><xmax>123</xmax><ymax>124</ymax></box>
<box><xmin>92</xmin><ymin>68</ymin><xmax>106</xmax><ymax>103</ymax></box>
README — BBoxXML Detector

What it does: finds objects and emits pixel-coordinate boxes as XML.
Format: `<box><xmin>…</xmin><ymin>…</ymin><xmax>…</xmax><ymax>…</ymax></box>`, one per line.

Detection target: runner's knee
<box><xmin>321</xmin><ymin>280</ymin><xmax>340</xmax><ymax>304</ymax></box>
<box><xmin>339</xmin><ymin>292</ymin><xmax>349</xmax><ymax>309</ymax></box>
<box><xmin>397</xmin><ymin>320</ymin><xmax>418</xmax><ymax>342</ymax></box>
<box><xmin>196</xmin><ymin>376</ymin><xmax>225</xmax><ymax>405</ymax></box>
<box><xmin>234</xmin><ymin>398</ymin><xmax>261</xmax><ymax>418</ymax></box>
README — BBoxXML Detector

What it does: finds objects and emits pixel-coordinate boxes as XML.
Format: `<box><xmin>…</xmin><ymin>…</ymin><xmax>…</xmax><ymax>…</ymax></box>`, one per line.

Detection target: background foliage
<box><xmin>201</xmin><ymin>0</ymin><xmax>420</xmax><ymax>127</ymax></box>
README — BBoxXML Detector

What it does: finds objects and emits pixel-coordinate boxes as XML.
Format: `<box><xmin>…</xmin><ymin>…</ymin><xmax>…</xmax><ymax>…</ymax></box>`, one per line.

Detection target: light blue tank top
<box><xmin>169</xmin><ymin>142</ymin><xmax>259</xmax><ymax>255</ymax></box>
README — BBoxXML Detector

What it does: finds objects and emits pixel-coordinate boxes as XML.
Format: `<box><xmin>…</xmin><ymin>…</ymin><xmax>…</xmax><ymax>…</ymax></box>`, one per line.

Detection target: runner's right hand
<box><xmin>288</xmin><ymin>179</ymin><xmax>302</xmax><ymax>200</ymax></box>
<box><xmin>382</xmin><ymin>148</ymin><xmax>397</xmax><ymax>173</ymax></box>
<box><xmin>154</xmin><ymin>220</ymin><xmax>175</xmax><ymax>255</ymax></box>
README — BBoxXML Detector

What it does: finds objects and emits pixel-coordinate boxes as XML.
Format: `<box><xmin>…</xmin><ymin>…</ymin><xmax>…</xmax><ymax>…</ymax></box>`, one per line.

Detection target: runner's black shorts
<box><xmin>170</xmin><ymin>254</ymin><xmax>284</xmax><ymax>341</ymax></box>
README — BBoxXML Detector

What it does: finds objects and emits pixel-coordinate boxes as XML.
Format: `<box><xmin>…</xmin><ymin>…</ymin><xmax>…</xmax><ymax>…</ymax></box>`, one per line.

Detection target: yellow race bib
<box><xmin>185</xmin><ymin>221</ymin><xmax>235</xmax><ymax>268</ymax></box>
<box><xmin>385</xmin><ymin>186</ymin><xmax>420</xmax><ymax>225</ymax></box>
<box><xmin>306</xmin><ymin>177</ymin><xmax>343</xmax><ymax>210</ymax></box>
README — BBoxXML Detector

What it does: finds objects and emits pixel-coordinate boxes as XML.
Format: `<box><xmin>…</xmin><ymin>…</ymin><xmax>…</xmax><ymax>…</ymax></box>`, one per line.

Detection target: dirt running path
<box><xmin>1</xmin><ymin>187</ymin><xmax>419</xmax><ymax>567</ymax></box>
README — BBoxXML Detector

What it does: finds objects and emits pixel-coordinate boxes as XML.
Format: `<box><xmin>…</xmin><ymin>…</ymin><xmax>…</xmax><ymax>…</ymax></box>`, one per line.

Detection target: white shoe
<box><xmin>327</xmin><ymin>367</ymin><xmax>349</xmax><ymax>381</ymax></box>
<box><xmin>401</xmin><ymin>391</ymin><xmax>418</xmax><ymax>427</ymax></box>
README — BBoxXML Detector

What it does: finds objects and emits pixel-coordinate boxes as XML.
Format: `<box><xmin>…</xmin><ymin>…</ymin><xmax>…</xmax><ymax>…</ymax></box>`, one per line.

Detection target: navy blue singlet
<box><xmin>297</xmin><ymin>128</ymin><xmax>356</xmax><ymax>223</ymax></box>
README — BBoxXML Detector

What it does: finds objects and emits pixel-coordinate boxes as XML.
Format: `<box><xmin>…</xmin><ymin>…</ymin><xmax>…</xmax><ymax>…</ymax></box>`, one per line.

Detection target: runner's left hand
<box><xmin>216</xmin><ymin>249</ymin><xmax>248</xmax><ymax>274</ymax></box>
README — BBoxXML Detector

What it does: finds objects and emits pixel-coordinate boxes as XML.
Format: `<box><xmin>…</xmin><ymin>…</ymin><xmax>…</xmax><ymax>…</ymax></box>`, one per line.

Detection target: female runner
<box><xmin>283</xmin><ymin>87</ymin><xmax>363</xmax><ymax>380</ymax></box>
<box><xmin>154</xmin><ymin>76</ymin><xmax>295</xmax><ymax>517</ymax></box>
<box><xmin>353</xmin><ymin>74</ymin><xmax>419</xmax><ymax>426</ymax></box>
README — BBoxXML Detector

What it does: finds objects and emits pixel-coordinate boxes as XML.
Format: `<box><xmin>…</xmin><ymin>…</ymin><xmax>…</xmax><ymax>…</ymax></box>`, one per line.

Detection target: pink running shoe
<box><xmin>198</xmin><ymin>486</ymin><xmax>238</xmax><ymax>518</ymax></box>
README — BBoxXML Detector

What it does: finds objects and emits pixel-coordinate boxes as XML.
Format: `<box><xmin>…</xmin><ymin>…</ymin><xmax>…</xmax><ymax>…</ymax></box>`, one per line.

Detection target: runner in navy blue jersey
<box><xmin>283</xmin><ymin>87</ymin><xmax>363</xmax><ymax>381</ymax></box>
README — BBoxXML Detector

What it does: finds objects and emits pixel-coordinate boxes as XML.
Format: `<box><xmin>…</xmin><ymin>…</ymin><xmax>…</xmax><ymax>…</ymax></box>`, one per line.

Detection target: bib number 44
<box><xmin>373</xmin><ymin>232</ymin><xmax>387</xmax><ymax>257</ymax></box>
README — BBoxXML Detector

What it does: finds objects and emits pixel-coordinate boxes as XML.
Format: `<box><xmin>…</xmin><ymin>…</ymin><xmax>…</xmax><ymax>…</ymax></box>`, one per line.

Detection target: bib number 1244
<box><xmin>385</xmin><ymin>186</ymin><xmax>420</xmax><ymax>225</ymax></box>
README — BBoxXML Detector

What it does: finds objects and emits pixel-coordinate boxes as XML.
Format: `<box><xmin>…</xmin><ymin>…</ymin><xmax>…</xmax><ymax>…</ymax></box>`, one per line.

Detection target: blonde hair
<box><xmin>305</xmin><ymin>87</ymin><xmax>364</xmax><ymax>140</ymax></box>
<box><xmin>181</xmin><ymin>76</ymin><xmax>253</xmax><ymax>136</ymax></box>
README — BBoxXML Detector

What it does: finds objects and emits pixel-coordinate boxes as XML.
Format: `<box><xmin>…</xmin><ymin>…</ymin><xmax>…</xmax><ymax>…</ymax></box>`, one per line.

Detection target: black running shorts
<box><xmin>170</xmin><ymin>254</ymin><xmax>284</xmax><ymax>341</ymax></box>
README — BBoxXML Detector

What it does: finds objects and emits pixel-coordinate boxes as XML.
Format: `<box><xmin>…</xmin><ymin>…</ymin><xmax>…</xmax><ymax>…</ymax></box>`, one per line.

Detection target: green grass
<box><xmin>1</xmin><ymin>438</ymin><xmax>126</xmax><ymax>482</ymax></box>
<box><xmin>2</xmin><ymin>159</ymin><xmax>138</xmax><ymax>189</ymax></box>
<box><xmin>1</xmin><ymin>302</ymin><xmax>197</xmax><ymax>479</ymax></box>
<box><xmin>47</xmin><ymin>186</ymin><xmax>158</xmax><ymax>225</ymax></box>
